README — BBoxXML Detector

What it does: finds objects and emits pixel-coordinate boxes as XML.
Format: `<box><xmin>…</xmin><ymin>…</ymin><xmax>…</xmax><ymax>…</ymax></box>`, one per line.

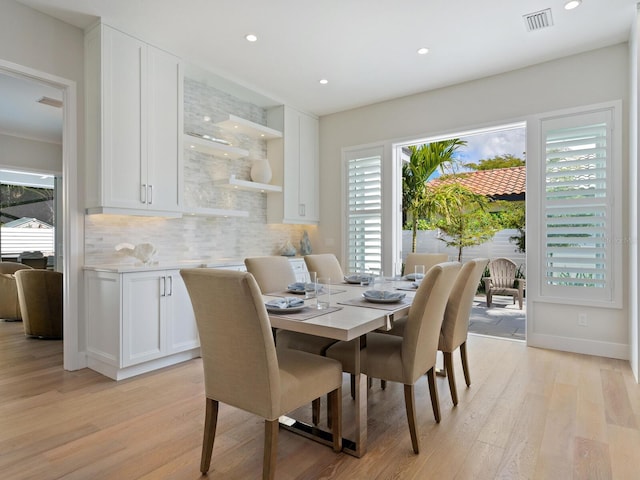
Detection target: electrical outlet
<box><xmin>578</xmin><ymin>313</ymin><xmax>588</xmax><ymax>327</ymax></box>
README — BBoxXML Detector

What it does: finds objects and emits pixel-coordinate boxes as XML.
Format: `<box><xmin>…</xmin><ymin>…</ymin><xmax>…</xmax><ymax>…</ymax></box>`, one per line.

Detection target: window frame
<box><xmin>528</xmin><ymin>101</ymin><xmax>623</xmax><ymax>308</ymax></box>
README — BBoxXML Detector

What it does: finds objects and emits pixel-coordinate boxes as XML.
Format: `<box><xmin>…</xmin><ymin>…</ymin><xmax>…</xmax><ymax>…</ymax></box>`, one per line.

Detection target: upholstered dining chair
<box><xmin>438</xmin><ymin>258</ymin><xmax>489</xmax><ymax>406</ymax></box>
<box><xmin>303</xmin><ymin>253</ymin><xmax>345</xmax><ymax>281</ymax></box>
<box><xmin>483</xmin><ymin>257</ymin><xmax>525</xmax><ymax>310</ymax></box>
<box><xmin>325</xmin><ymin>262</ymin><xmax>461</xmax><ymax>454</ymax></box>
<box><xmin>15</xmin><ymin>269</ymin><xmax>63</xmax><ymax>339</ymax></box>
<box><xmin>180</xmin><ymin>268</ymin><xmax>342</xmax><ymax>480</ymax></box>
<box><xmin>403</xmin><ymin>253</ymin><xmax>448</xmax><ymax>277</ymax></box>
<box><xmin>244</xmin><ymin>255</ymin><xmax>339</xmax><ymax>425</ymax></box>
<box><xmin>0</xmin><ymin>262</ymin><xmax>33</xmax><ymax>320</ymax></box>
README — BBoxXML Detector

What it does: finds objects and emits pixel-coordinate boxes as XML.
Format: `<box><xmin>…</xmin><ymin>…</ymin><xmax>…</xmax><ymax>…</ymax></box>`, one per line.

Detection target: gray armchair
<box><xmin>0</xmin><ymin>262</ymin><xmax>33</xmax><ymax>320</ymax></box>
<box><xmin>15</xmin><ymin>269</ymin><xmax>63</xmax><ymax>338</ymax></box>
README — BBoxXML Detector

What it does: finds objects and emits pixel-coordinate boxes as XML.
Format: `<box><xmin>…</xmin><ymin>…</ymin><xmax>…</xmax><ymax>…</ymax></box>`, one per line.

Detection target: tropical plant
<box><xmin>464</xmin><ymin>154</ymin><xmax>525</xmax><ymax>171</ymax></box>
<box><xmin>430</xmin><ymin>183</ymin><xmax>501</xmax><ymax>261</ymax></box>
<box><xmin>494</xmin><ymin>200</ymin><xmax>526</xmax><ymax>253</ymax></box>
<box><xmin>402</xmin><ymin>139</ymin><xmax>467</xmax><ymax>252</ymax></box>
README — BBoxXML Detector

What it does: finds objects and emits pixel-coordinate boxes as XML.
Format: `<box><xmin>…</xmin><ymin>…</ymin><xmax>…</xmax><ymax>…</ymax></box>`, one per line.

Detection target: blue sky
<box><xmin>441</xmin><ymin>125</ymin><xmax>526</xmax><ymax>175</ymax></box>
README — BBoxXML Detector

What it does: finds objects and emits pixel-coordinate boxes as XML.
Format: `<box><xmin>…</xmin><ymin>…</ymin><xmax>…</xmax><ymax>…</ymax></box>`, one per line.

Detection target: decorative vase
<box><xmin>250</xmin><ymin>158</ymin><xmax>272</xmax><ymax>184</ymax></box>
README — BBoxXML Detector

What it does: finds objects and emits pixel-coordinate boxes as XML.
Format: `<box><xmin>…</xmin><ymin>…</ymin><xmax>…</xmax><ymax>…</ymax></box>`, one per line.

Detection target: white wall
<box><xmin>0</xmin><ymin>133</ymin><xmax>62</xmax><ymax>172</ymax></box>
<box><xmin>319</xmin><ymin>43</ymin><xmax>630</xmax><ymax>361</ymax></box>
<box><xmin>630</xmin><ymin>8</ymin><xmax>639</xmax><ymax>381</ymax></box>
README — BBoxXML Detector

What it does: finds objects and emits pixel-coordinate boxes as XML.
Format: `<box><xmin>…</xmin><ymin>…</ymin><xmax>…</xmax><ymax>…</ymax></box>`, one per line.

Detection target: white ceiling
<box><xmin>4</xmin><ymin>0</ymin><xmax>637</xmax><ymax>144</ymax></box>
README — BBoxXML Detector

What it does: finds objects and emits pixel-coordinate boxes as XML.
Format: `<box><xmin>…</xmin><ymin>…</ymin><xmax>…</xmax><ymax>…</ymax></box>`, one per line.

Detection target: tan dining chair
<box><xmin>303</xmin><ymin>253</ymin><xmax>345</xmax><ymax>281</ymax></box>
<box><xmin>403</xmin><ymin>253</ymin><xmax>448</xmax><ymax>276</ymax></box>
<box><xmin>325</xmin><ymin>262</ymin><xmax>461</xmax><ymax>454</ymax></box>
<box><xmin>438</xmin><ymin>258</ymin><xmax>489</xmax><ymax>406</ymax></box>
<box><xmin>0</xmin><ymin>262</ymin><xmax>33</xmax><ymax>320</ymax></box>
<box><xmin>180</xmin><ymin>268</ymin><xmax>342</xmax><ymax>480</ymax></box>
<box><xmin>15</xmin><ymin>269</ymin><xmax>63</xmax><ymax>339</ymax></box>
<box><xmin>244</xmin><ymin>255</ymin><xmax>338</xmax><ymax>424</ymax></box>
<box><xmin>483</xmin><ymin>257</ymin><xmax>525</xmax><ymax>309</ymax></box>
<box><xmin>244</xmin><ymin>256</ymin><xmax>297</xmax><ymax>294</ymax></box>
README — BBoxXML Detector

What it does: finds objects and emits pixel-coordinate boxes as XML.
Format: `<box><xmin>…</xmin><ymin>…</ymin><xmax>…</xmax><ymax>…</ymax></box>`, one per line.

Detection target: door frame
<box><xmin>0</xmin><ymin>58</ymin><xmax>82</xmax><ymax>371</ymax></box>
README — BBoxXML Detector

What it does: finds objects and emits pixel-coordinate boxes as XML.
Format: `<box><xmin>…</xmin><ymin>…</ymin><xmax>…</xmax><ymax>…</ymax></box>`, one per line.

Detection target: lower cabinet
<box><xmin>85</xmin><ymin>269</ymin><xmax>199</xmax><ymax>380</ymax></box>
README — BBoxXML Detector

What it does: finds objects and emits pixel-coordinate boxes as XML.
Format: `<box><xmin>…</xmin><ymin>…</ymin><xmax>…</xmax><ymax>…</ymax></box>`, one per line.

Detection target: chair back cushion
<box><xmin>0</xmin><ymin>261</ymin><xmax>33</xmax><ymax>275</ymax></box>
<box><xmin>244</xmin><ymin>256</ymin><xmax>296</xmax><ymax>294</ymax></box>
<box><xmin>303</xmin><ymin>254</ymin><xmax>344</xmax><ymax>280</ymax></box>
<box><xmin>404</xmin><ymin>253</ymin><xmax>448</xmax><ymax>276</ymax></box>
<box><xmin>15</xmin><ymin>269</ymin><xmax>63</xmax><ymax>338</ymax></box>
<box><xmin>489</xmin><ymin>258</ymin><xmax>517</xmax><ymax>289</ymax></box>
<box><xmin>402</xmin><ymin>262</ymin><xmax>461</xmax><ymax>383</ymax></box>
<box><xmin>180</xmin><ymin>268</ymin><xmax>281</xmax><ymax>418</ymax></box>
<box><xmin>440</xmin><ymin>258</ymin><xmax>489</xmax><ymax>352</ymax></box>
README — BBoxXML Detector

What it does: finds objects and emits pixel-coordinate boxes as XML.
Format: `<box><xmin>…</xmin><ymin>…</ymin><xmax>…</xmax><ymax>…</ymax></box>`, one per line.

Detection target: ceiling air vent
<box><xmin>523</xmin><ymin>8</ymin><xmax>553</xmax><ymax>32</ymax></box>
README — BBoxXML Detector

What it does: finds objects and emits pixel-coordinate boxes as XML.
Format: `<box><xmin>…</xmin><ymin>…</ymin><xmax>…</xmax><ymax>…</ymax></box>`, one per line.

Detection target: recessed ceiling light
<box><xmin>417</xmin><ymin>47</ymin><xmax>429</xmax><ymax>55</ymax></box>
<box><xmin>245</xmin><ymin>33</ymin><xmax>258</xmax><ymax>42</ymax></box>
<box><xmin>564</xmin><ymin>0</ymin><xmax>581</xmax><ymax>10</ymax></box>
<box><xmin>319</xmin><ymin>79</ymin><xmax>328</xmax><ymax>85</ymax></box>
<box><xmin>203</xmin><ymin>115</ymin><xmax>211</xmax><ymax>122</ymax></box>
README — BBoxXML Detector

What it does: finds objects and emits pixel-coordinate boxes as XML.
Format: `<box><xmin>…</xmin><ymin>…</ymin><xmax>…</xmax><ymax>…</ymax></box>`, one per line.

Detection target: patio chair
<box><xmin>483</xmin><ymin>258</ymin><xmax>525</xmax><ymax>310</ymax></box>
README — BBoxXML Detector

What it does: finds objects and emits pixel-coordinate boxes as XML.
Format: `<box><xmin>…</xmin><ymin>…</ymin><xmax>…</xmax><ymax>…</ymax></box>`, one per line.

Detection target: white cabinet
<box><xmin>85</xmin><ymin>269</ymin><xmax>199</xmax><ymax>380</ymax></box>
<box><xmin>266</xmin><ymin>106</ymin><xmax>319</xmax><ymax>224</ymax></box>
<box><xmin>85</xmin><ymin>24</ymin><xmax>183</xmax><ymax>217</ymax></box>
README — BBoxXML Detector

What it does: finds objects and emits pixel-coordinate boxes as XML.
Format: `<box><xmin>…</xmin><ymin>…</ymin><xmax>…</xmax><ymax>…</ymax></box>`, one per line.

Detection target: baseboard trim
<box><xmin>527</xmin><ymin>332</ymin><xmax>628</xmax><ymax>360</ymax></box>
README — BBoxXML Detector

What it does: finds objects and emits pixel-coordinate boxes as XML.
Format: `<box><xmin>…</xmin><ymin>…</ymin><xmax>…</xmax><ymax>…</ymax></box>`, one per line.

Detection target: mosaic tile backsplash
<box><xmin>84</xmin><ymin>77</ymin><xmax>310</xmax><ymax>265</ymax></box>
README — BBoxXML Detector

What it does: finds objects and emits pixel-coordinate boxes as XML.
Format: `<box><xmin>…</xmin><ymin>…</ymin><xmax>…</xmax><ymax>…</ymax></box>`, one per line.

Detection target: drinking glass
<box><xmin>305</xmin><ymin>271</ymin><xmax>317</xmax><ymax>299</ymax></box>
<box><xmin>316</xmin><ymin>277</ymin><xmax>331</xmax><ymax>309</ymax></box>
<box><xmin>414</xmin><ymin>265</ymin><xmax>425</xmax><ymax>281</ymax></box>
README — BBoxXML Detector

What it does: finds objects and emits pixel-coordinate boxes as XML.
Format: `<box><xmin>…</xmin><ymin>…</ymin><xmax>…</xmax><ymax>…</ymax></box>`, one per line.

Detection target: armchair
<box><xmin>483</xmin><ymin>257</ymin><xmax>525</xmax><ymax>310</ymax></box>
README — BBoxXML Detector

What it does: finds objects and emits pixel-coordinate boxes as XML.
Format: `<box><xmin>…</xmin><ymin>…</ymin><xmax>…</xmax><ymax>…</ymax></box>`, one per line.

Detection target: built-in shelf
<box><xmin>181</xmin><ymin>207</ymin><xmax>249</xmax><ymax>218</ymax></box>
<box><xmin>184</xmin><ymin>133</ymin><xmax>249</xmax><ymax>159</ymax></box>
<box><xmin>213</xmin><ymin>175</ymin><xmax>282</xmax><ymax>193</ymax></box>
<box><xmin>215</xmin><ymin>114</ymin><xmax>283</xmax><ymax>140</ymax></box>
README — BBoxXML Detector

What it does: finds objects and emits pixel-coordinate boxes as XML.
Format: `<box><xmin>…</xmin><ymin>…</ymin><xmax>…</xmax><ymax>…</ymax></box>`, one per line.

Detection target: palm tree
<box><xmin>402</xmin><ymin>139</ymin><xmax>467</xmax><ymax>252</ymax></box>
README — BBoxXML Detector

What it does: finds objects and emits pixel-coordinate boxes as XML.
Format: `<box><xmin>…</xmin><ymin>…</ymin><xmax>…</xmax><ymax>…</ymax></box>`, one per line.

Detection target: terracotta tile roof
<box><xmin>428</xmin><ymin>166</ymin><xmax>526</xmax><ymax>198</ymax></box>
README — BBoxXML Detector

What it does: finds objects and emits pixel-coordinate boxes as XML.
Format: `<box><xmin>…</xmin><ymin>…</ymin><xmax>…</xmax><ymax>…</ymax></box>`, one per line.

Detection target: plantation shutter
<box><xmin>345</xmin><ymin>152</ymin><xmax>382</xmax><ymax>273</ymax></box>
<box><xmin>540</xmin><ymin>108</ymin><xmax>615</xmax><ymax>303</ymax></box>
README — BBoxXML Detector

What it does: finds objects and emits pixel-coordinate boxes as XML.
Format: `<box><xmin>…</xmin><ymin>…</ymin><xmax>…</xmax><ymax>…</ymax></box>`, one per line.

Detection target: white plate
<box><xmin>286</xmin><ymin>287</ymin><xmax>306</xmax><ymax>294</ymax></box>
<box><xmin>362</xmin><ymin>291</ymin><xmax>406</xmax><ymax>304</ymax></box>
<box><xmin>266</xmin><ymin>304</ymin><xmax>307</xmax><ymax>314</ymax></box>
<box><xmin>344</xmin><ymin>274</ymin><xmax>371</xmax><ymax>284</ymax></box>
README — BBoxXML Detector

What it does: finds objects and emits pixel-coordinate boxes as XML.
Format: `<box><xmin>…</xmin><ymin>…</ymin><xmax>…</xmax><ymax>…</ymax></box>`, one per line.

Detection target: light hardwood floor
<box><xmin>1</xmin><ymin>320</ymin><xmax>639</xmax><ymax>479</ymax></box>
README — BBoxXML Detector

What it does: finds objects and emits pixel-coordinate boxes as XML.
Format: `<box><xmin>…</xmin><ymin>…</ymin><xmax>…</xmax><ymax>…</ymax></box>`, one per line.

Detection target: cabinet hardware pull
<box><xmin>141</xmin><ymin>184</ymin><xmax>147</xmax><ymax>204</ymax></box>
<box><xmin>160</xmin><ymin>276</ymin><xmax>166</xmax><ymax>297</ymax></box>
<box><xmin>148</xmin><ymin>185</ymin><xmax>153</xmax><ymax>205</ymax></box>
<box><xmin>167</xmin><ymin>275</ymin><xmax>173</xmax><ymax>296</ymax></box>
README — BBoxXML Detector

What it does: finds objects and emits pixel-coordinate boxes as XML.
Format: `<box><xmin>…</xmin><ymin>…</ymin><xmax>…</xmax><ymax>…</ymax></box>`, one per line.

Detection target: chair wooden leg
<box><xmin>486</xmin><ymin>292</ymin><xmax>491</xmax><ymax>307</ymax></box>
<box><xmin>263</xmin><ymin>419</ymin><xmax>279</xmax><ymax>480</ymax></box>
<box><xmin>329</xmin><ymin>387</ymin><xmax>343</xmax><ymax>452</ymax></box>
<box><xmin>381</xmin><ymin>379</ymin><xmax>386</xmax><ymax>390</ymax></box>
<box><xmin>200</xmin><ymin>398</ymin><xmax>219</xmax><ymax>474</ymax></box>
<box><xmin>426</xmin><ymin>367</ymin><xmax>441</xmax><ymax>423</ymax></box>
<box><xmin>460</xmin><ymin>342</ymin><xmax>471</xmax><ymax>387</ymax></box>
<box><xmin>403</xmin><ymin>384</ymin><xmax>420</xmax><ymax>454</ymax></box>
<box><xmin>444</xmin><ymin>351</ymin><xmax>458</xmax><ymax>406</ymax></box>
<box><xmin>350</xmin><ymin>374</ymin><xmax>355</xmax><ymax>399</ymax></box>
<box><xmin>312</xmin><ymin>398</ymin><xmax>320</xmax><ymax>425</ymax></box>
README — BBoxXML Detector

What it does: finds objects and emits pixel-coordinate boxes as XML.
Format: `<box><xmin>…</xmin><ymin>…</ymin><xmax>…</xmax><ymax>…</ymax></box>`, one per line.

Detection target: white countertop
<box><xmin>83</xmin><ymin>256</ymin><xmax>306</xmax><ymax>273</ymax></box>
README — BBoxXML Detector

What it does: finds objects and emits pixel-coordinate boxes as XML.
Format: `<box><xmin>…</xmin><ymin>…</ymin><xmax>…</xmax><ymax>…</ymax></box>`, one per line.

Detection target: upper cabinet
<box><xmin>266</xmin><ymin>105</ymin><xmax>319</xmax><ymax>224</ymax></box>
<box><xmin>85</xmin><ymin>24</ymin><xmax>183</xmax><ymax>217</ymax></box>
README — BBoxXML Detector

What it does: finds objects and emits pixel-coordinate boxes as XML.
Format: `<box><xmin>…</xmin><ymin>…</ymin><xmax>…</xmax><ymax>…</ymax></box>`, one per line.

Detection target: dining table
<box><xmin>265</xmin><ymin>277</ymin><xmax>417</xmax><ymax>458</ymax></box>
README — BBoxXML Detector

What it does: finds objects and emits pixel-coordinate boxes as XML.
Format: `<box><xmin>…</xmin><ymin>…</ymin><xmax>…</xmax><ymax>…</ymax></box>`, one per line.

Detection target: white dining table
<box><xmin>266</xmin><ymin>280</ymin><xmax>416</xmax><ymax>458</ymax></box>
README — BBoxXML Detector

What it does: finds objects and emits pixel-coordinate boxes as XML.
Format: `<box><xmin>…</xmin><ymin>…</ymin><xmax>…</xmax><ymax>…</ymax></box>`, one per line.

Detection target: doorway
<box><xmin>0</xmin><ymin>59</ymin><xmax>80</xmax><ymax>371</ymax></box>
<box><xmin>393</xmin><ymin>122</ymin><xmax>527</xmax><ymax>341</ymax></box>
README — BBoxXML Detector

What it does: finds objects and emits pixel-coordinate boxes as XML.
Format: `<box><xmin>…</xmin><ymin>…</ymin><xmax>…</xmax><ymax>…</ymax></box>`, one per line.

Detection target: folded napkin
<box><xmin>344</xmin><ymin>274</ymin><xmax>372</xmax><ymax>284</ymax></box>
<box><xmin>403</xmin><ymin>273</ymin><xmax>425</xmax><ymax>281</ymax></box>
<box><xmin>362</xmin><ymin>290</ymin><xmax>406</xmax><ymax>301</ymax></box>
<box><xmin>266</xmin><ymin>297</ymin><xmax>305</xmax><ymax>309</ymax></box>
<box><xmin>287</xmin><ymin>282</ymin><xmax>307</xmax><ymax>292</ymax></box>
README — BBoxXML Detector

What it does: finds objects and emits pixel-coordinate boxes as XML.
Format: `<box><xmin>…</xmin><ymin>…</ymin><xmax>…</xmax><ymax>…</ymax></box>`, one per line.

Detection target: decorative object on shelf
<box><xmin>250</xmin><ymin>158</ymin><xmax>272</xmax><ymax>184</ymax></box>
<box><xmin>281</xmin><ymin>240</ymin><xmax>297</xmax><ymax>257</ymax></box>
<box><xmin>115</xmin><ymin>242</ymin><xmax>157</xmax><ymax>265</ymax></box>
<box><xmin>300</xmin><ymin>231</ymin><xmax>312</xmax><ymax>256</ymax></box>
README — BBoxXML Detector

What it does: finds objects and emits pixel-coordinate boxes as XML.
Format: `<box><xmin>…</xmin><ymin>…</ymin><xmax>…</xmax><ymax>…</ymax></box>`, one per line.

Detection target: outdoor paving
<box><xmin>468</xmin><ymin>294</ymin><xmax>526</xmax><ymax>341</ymax></box>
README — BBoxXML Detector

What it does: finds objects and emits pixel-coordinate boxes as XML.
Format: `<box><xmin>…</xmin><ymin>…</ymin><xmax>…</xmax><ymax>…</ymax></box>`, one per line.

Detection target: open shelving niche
<box><xmin>183</xmin><ymin>115</ymin><xmax>283</xmax><ymax>215</ymax></box>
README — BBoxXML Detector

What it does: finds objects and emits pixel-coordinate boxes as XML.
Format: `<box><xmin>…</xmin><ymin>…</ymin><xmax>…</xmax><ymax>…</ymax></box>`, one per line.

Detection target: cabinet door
<box><xmin>102</xmin><ymin>26</ymin><xmax>145</xmax><ymax>209</ymax></box>
<box><xmin>298</xmin><ymin>112</ymin><xmax>319</xmax><ymax>222</ymax></box>
<box><xmin>166</xmin><ymin>271</ymin><xmax>199</xmax><ymax>354</ymax></box>
<box><xmin>121</xmin><ymin>271</ymin><xmax>165</xmax><ymax>367</ymax></box>
<box><xmin>146</xmin><ymin>47</ymin><xmax>182</xmax><ymax>213</ymax></box>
